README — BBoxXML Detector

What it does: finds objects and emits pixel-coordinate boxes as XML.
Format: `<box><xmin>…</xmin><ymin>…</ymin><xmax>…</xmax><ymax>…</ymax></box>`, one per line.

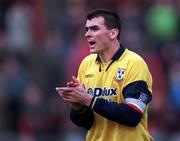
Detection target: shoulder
<box><xmin>78</xmin><ymin>54</ymin><xmax>97</xmax><ymax>70</ymax></box>
<box><xmin>78</xmin><ymin>54</ymin><xmax>97</xmax><ymax>77</ymax></box>
<box><xmin>124</xmin><ymin>49</ymin><xmax>147</xmax><ymax>66</ymax></box>
<box><xmin>81</xmin><ymin>54</ymin><xmax>97</xmax><ymax>65</ymax></box>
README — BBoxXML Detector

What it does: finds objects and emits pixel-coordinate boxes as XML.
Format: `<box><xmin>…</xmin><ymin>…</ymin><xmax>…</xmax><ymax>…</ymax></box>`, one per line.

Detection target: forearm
<box><xmin>91</xmin><ymin>97</ymin><xmax>142</xmax><ymax>127</ymax></box>
<box><xmin>70</xmin><ymin>107</ymin><xmax>94</xmax><ymax>130</ymax></box>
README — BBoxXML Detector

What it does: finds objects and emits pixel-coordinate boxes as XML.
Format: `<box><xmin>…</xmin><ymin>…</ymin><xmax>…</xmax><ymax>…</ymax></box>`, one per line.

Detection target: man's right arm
<box><xmin>70</xmin><ymin>107</ymin><xmax>94</xmax><ymax>130</ymax></box>
<box><xmin>70</xmin><ymin>56</ymin><xmax>94</xmax><ymax>130</ymax></box>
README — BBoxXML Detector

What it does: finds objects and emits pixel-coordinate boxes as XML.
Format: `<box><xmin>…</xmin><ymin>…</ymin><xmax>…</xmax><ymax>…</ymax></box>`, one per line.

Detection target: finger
<box><xmin>63</xmin><ymin>96</ymin><xmax>77</xmax><ymax>103</ymax></box>
<box><xmin>67</xmin><ymin>81</ymin><xmax>75</xmax><ymax>87</ymax></box>
<box><xmin>62</xmin><ymin>91</ymin><xmax>77</xmax><ymax>98</ymax></box>
<box><xmin>71</xmin><ymin>76</ymin><xmax>86</xmax><ymax>88</ymax></box>
<box><xmin>56</xmin><ymin>87</ymin><xmax>74</xmax><ymax>92</ymax></box>
<box><xmin>56</xmin><ymin>87</ymin><xmax>74</xmax><ymax>99</ymax></box>
<box><xmin>62</xmin><ymin>95</ymin><xmax>73</xmax><ymax>102</ymax></box>
<box><xmin>67</xmin><ymin>82</ymin><xmax>70</xmax><ymax>87</ymax></box>
<box><xmin>55</xmin><ymin>87</ymin><xmax>64</xmax><ymax>93</ymax></box>
<box><xmin>72</xmin><ymin>82</ymin><xmax>78</xmax><ymax>87</ymax></box>
<box><xmin>55</xmin><ymin>89</ymin><xmax>63</xmax><ymax>97</ymax></box>
<box><xmin>68</xmin><ymin>81</ymin><xmax>78</xmax><ymax>87</ymax></box>
<box><xmin>72</xmin><ymin>76</ymin><xmax>81</xmax><ymax>84</ymax></box>
<box><xmin>56</xmin><ymin>87</ymin><xmax>62</xmax><ymax>91</ymax></box>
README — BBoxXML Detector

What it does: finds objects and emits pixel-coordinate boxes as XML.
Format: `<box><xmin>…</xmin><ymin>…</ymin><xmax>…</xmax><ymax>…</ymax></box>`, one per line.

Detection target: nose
<box><xmin>85</xmin><ymin>29</ymin><xmax>91</xmax><ymax>38</ymax></box>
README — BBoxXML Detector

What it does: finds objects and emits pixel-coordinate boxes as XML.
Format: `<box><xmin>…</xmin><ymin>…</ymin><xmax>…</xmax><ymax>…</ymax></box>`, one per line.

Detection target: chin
<box><xmin>90</xmin><ymin>50</ymin><xmax>98</xmax><ymax>54</ymax></box>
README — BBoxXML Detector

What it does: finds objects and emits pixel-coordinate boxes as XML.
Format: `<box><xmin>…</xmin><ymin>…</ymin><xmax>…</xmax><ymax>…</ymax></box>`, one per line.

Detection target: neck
<box><xmin>99</xmin><ymin>40</ymin><xmax>120</xmax><ymax>63</ymax></box>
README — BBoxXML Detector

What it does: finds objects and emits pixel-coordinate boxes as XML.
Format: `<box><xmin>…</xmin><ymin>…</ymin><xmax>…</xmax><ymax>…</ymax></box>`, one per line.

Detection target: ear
<box><xmin>109</xmin><ymin>29</ymin><xmax>119</xmax><ymax>39</ymax></box>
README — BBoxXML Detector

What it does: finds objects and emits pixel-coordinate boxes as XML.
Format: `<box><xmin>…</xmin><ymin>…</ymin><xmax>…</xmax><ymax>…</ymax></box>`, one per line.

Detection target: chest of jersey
<box><xmin>83</xmin><ymin>60</ymin><xmax>127</xmax><ymax>103</ymax></box>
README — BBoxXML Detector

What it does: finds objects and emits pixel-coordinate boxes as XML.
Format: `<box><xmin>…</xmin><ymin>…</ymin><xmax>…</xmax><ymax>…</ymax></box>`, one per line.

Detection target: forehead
<box><xmin>85</xmin><ymin>16</ymin><xmax>105</xmax><ymax>27</ymax></box>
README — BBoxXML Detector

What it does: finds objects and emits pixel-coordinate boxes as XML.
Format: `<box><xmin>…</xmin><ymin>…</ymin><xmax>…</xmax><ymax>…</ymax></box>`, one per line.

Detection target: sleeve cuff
<box><xmin>89</xmin><ymin>97</ymin><xmax>97</xmax><ymax>110</ymax></box>
<box><xmin>71</xmin><ymin>107</ymin><xmax>88</xmax><ymax>114</ymax></box>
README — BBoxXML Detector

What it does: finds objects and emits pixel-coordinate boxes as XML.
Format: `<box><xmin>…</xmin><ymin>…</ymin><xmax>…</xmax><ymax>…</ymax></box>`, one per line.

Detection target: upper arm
<box><xmin>122</xmin><ymin>57</ymin><xmax>153</xmax><ymax>113</ymax></box>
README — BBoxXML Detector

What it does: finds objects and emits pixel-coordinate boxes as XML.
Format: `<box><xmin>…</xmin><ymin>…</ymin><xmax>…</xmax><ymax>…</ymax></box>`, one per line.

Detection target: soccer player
<box><xmin>56</xmin><ymin>9</ymin><xmax>153</xmax><ymax>141</ymax></box>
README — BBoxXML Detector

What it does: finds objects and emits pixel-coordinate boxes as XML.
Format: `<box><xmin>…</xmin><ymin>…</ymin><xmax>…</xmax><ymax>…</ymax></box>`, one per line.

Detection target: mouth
<box><xmin>88</xmin><ymin>41</ymin><xmax>96</xmax><ymax>47</ymax></box>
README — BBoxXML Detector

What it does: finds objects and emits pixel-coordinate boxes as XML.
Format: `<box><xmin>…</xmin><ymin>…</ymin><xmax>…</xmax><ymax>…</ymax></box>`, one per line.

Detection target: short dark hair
<box><xmin>86</xmin><ymin>9</ymin><xmax>121</xmax><ymax>39</ymax></box>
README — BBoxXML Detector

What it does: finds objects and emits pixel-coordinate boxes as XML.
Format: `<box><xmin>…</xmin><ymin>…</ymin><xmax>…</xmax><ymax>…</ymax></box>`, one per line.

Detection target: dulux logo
<box><xmin>87</xmin><ymin>87</ymin><xmax>117</xmax><ymax>97</ymax></box>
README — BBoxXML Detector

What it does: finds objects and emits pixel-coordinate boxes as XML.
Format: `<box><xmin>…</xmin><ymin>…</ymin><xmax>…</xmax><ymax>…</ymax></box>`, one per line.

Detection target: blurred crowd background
<box><xmin>0</xmin><ymin>0</ymin><xmax>180</xmax><ymax>141</ymax></box>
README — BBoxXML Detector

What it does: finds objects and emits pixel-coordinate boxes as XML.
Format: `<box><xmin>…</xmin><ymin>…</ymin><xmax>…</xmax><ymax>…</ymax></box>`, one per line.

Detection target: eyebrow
<box><xmin>84</xmin><ymin>25</ymin><xmax>99</xmax><ymax>30</ymax></box>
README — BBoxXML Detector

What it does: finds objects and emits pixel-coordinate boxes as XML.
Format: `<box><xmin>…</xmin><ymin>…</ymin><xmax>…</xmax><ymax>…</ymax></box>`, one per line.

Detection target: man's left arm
<box><xmin>90</xmin><ymin>80</ymin><xmax>152</xmax><ymax>127</ymax></box>
<box><xmin>90</xmin><ymin>57</ymin><xmax>152</xmax><ymax>127</ymax></box>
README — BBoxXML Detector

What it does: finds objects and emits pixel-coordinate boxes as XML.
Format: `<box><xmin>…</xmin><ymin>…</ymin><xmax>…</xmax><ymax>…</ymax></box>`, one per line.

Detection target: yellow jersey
<box><xmin>77</xmin><ymin>46</ymin><xmax>153</xmax><ymax>141</ymax></box>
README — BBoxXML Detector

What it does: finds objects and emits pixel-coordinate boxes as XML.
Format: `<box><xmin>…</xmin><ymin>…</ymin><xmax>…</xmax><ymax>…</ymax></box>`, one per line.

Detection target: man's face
<box><xmin>85</xmin><ymin>16</ymin><xmax>111</xmax><ymax>54</ymax></box>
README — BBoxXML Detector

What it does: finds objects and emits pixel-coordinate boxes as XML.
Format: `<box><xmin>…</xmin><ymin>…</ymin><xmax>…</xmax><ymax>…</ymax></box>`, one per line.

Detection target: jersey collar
<box><xmin>96</xmin><ymin>44</ymin><xmax>125</xmax><ymax>62</ymax></box>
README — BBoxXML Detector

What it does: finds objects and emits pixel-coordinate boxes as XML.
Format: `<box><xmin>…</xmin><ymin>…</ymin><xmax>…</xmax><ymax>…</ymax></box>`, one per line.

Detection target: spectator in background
<box><xmin>5</xmin><ymin>0</ymin><xmax>33</xmax><ymax>52</ymax></box>
<box><xmin>0</xmin><ymin>53</ymin><xmax>28</xmax><ymax>132</ymax></box>
<box><xmin>145</xmin><ymin>0</ymin><xmax>178</xmax><ymax>50</ymax></box>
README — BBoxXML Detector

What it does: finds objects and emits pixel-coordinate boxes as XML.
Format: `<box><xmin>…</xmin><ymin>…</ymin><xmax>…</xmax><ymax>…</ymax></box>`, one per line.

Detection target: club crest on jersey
<box><xmin>114</xmin><ymin>68</ymin><xmax>126</xmax><ymax>82</ymax></box>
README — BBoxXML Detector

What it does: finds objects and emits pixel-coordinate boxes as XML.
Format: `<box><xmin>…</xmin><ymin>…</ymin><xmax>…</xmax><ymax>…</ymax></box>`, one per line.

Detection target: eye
<box><xmin>85</xmin><ymin>27</ymin><xmax>88</xmax><ymax>32</ymax></box>
<box><xmin>91</xmin><ymin>26</ymin><xmax>99</xmax><ymax>31</ymax></box>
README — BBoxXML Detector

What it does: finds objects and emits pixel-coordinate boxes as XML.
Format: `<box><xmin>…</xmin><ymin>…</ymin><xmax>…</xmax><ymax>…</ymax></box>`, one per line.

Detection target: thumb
<box><xmin>72</xmin><ymin>76</ymin><xmax>81</xmax><ymax>84</ymax></box>
<box><xmin>72</xmin><ymin>76</ymin><xmax>85</xmax><ymax>88</ymax></box>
